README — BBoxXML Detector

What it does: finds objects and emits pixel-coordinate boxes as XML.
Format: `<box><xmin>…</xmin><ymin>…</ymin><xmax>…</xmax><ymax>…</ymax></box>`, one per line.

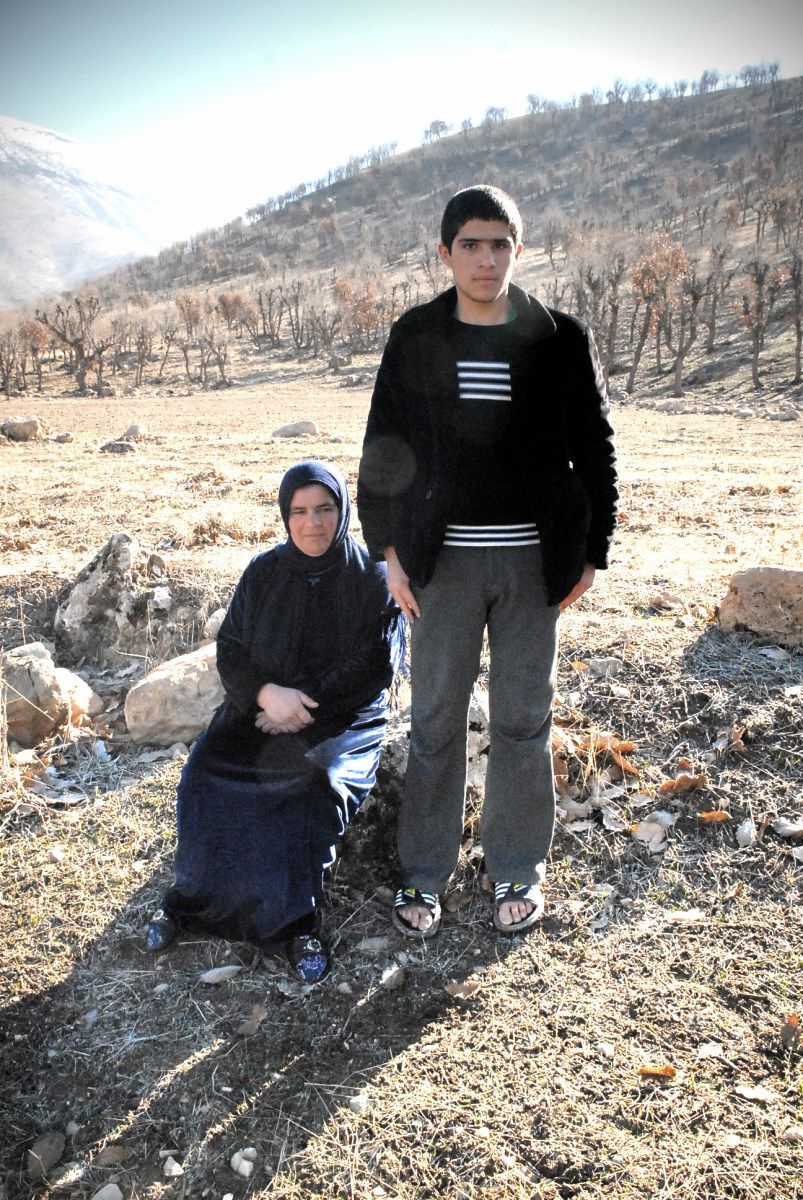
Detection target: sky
<box><xmin>2</xmin><ymin>0</ymin><xmax>802</xmax><ymax>243</ymax></box>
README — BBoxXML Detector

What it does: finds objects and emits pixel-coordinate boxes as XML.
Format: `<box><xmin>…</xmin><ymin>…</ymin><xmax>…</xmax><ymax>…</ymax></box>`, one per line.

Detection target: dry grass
<box><xmin>0</xmin><ymin>351</ymin><xmax>801</xmax><ymax>1199</ymax></box>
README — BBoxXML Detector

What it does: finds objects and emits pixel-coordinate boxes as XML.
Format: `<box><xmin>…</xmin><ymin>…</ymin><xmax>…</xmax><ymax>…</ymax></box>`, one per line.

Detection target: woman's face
<box><xmin>287</xmin><ymin>483</ymin><xmax>339</xmax><ymax>556</ymax></box>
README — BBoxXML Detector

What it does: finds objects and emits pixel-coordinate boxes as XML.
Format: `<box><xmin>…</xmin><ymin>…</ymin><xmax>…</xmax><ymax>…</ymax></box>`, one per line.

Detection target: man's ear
<box><xmin>437</xmin><ymin>242</ymin><xmax>451</xmax><ymax>268</ymax></box>
<box><xmin>514</xmin><ymin>242</ymin><xmax>524</xmax><ymax>261</ymax></box>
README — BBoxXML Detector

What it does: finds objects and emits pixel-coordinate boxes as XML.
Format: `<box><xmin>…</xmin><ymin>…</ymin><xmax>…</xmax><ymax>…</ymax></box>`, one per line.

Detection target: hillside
<box><xmin>0</xmin><ymin>74</ymin><xmax>800</xmax><ymax>416</ymax></box>
<box><xmin>0</xmin><ymin>116</ymin><xmax>164</xmax><ymax>308</ymax></box>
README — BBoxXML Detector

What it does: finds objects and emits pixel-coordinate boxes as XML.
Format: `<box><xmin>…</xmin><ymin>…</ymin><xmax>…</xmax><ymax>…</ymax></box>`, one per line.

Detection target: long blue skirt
<box><xmin>162</xmin><ymin>699</ymin><xmax>389</xmax><ymax>949</ymax></box>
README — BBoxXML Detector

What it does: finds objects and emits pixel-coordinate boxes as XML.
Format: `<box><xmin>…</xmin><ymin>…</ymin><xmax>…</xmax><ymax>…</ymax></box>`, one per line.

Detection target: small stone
<box><xmin>27</xmin><ymin>1130</ymin><xmax>65</xmax><ymax>1178</ymax></box>
<box><xmin>100</xmin><ymin>440</ymin><xmax>137</xmax><ymax>454</ymax></box>
<box><xmin>230</xmin><ymin>1147</ymin><xmax>257</xmax><ymax>1177</ymax></box>
<box><xmin>163</xmin><ymin>1156</ymin><xmax>184</xmax><ymax>1177</ymax></box>
<box><xmin>65</xmin><ymin>1121</ymin><xmax>80</xmax><ymax>1137</ymax></box>
<box><xmin>348</xmin><ymin>1094</ymin><xmax>371</xmax><ymax>1114</ymax></box>
<box><xmin>91</xmin><ymin>1186</ymin><xmax>124</xmax><ymax>1200</ymax></box>
<box><xmin>272</xmin><ymin>420</ymin><xmax>318</xmax><ymax>438</ymax></box>
<box><xmin>48</xmin><ymin>845</ymin><xmax>66</xmax><ymax>862</ymax></box>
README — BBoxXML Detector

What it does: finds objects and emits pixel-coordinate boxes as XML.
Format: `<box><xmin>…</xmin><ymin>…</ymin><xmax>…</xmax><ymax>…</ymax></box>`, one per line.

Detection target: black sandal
<box><xmin>392</xmin><ymin>886</ymin><xmax>441</xmax><ymax>939</ymax></box>
<box><xmin>493</xmin><ymin>882</ymin><xmax>544</xmax><ymax>933</ymax></box>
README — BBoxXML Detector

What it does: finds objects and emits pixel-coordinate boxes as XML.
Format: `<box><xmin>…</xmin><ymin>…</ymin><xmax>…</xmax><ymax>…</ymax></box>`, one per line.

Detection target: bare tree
<box><xmin>627</xmin><ymin>235</ymin><xmax>688</xmax><ymax>392</ymax></box>
<box><xmin>739</xmin><ymin>257</ymin><xmax>786</xmax><ymax>388</ymax></box>
<box><xmin>35</xmin><ymin>291</ymin><xmax>108</xmax><ymax>395</ymax></box>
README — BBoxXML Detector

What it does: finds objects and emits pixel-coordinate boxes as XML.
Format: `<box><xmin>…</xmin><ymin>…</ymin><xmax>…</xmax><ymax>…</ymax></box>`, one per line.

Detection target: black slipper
<box><xmin>392</xmin><ymin>885</ymin><xmax>442</xmax><ymax>939</ymax></box>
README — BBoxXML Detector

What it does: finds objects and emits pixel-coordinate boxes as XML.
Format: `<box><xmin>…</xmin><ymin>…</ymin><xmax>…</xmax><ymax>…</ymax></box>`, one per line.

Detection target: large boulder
<box><xmin>54</xmin><ymin>533</ymin><xmax>206</xmax><ymax>667</ymax></box>
<box><xmin>718</xmin><ymin>567</ymin><xmax>803</xmax><ymax>648</ymax></box>
<box><xmin>1</xmin><ymin>642</ymin><xmax>102</xmax><ymax>748</ymax></box>
<box><xmin>124</xmin><ymin>643</ymin><xmax>224</xmax><ymax>745</ymax></box>
<box><xmin>1</xmin><ymin>416</ymin><xmax>46</xmax><ymax>442</ymax></box>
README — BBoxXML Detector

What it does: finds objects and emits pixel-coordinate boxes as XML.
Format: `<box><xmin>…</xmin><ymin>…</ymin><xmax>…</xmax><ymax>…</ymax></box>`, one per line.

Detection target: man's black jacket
<box><xmin>357</xmin><ymin>283</ymin><xmax>618</xmax><ymax>607</ymax></box>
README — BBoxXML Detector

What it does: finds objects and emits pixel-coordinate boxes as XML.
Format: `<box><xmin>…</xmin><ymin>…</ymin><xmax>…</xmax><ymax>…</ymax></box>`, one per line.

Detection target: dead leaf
<box><xmin>380</xmin><ymin>965</ymin><xmax>406</xmax><ymax>991</ymax></box>
<box><xmin>610</xmin><ymin>748</ymin><xmax>639</xmax><ymax>776</ymax></box>
<box><xmin>94</xmin><ymin>1144</ymin><xmax>135</xmax><ymax>1166</ymax></box>
<box><xmin>698</xmin><ymin>810</ymin><xmax>729</xmax><ymax>824</ymax></box>
<box><xmin>780</xmin><ymin>1013</ymin><xmax>801</xmax><ymax>1052</ymax></box>
<box><xmin>734</xmin><ymin>1083</ymin><xmax>779</xmax><ymax>1103</ymax></box>
<box><xmin>236</xmin><ymin>1003</ymin><xmax>268</xmax><ymax>1036</ymax></box>
<box><xmin>444</xmin><ymin>887</ymin><xmax>473</xmax><ymax>913</ymax></box>
<box><xmin>357</xmin><ymin>936</ymin><xmax>390</xmax><ymax>955</ymax></box>
<box><xmin>445</xmin><ymin>980</ymin><xmax>482</xmax><ymax>1001</ymax></box>
<box><xmin>27</xmin><ymin>1131</ymin><xmax>65</xmax><ymax>1179</ymax></box>
<box><xmin>736</xmin><ymin>818</ymin><xmax>757</xmax><ymax>848</ymax></box>
<box><xmin>570</xmin><ymin>659</ymin><xmax>589</xmax><ymax>672</ymax></box>
<box><xmin>659</xmin><ymin>773</ymin><xmax>708</xmax><ymax>794</ymax></box>
<box><xmin>772</xmin><ymin>817</ymin><xmax>803</xmax><ymax>842</ymax></box>
<box><xmin>199</xmin><ymin>965</ymin><xmax>242</xmax><ymax>985</ymax></box>
<box><xmin>639</xmin><ymin>1064</ymin><xmax>676</xmax><ymax>1079</ymax></box>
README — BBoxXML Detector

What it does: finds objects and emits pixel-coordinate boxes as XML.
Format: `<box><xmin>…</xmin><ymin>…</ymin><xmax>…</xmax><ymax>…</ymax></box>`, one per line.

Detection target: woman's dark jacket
<box><xmin>210</xmin><ymin>539</ymin><xmax>400</xmax><ymax>750</ymax></box>
<box><xmin>356</xmin><ymin>283</ymin><xmax>618</xmax><ymax>606</ymax></box>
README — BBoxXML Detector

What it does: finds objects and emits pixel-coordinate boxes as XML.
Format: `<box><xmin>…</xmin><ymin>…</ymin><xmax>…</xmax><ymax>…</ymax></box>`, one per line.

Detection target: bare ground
<box><xmin>1</xmin><ymin>359</ymin><xmax>802</xmax><ymax>1199</ymax></box>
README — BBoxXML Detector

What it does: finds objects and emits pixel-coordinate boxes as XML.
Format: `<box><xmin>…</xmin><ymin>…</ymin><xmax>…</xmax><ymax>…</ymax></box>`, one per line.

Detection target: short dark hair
<box><xmin>440</xmin><ymin>185</ymin><xmax>523</xmax><ymax>251</ymax></box>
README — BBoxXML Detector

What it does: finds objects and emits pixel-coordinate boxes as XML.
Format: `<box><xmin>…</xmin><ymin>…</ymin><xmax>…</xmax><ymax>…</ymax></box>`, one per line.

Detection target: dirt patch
<box><xmin>1</xmin><ymin>373</ymin><xmax>801</xmax><ymax>1199</ymax></box>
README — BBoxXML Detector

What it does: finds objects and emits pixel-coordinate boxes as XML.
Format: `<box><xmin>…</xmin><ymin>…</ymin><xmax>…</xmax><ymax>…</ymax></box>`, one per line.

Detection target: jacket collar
<box><xmin>430</xmin><ymin>283</ymin><xmax>556</xmax><ymax>343</ymax></box>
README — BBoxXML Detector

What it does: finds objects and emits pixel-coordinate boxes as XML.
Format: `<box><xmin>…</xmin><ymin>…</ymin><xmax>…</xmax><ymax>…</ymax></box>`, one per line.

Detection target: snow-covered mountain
<box><xmin>0</xmin><ymin>116</ymin><xmax>166</xmax><ymax>309</ymax></box>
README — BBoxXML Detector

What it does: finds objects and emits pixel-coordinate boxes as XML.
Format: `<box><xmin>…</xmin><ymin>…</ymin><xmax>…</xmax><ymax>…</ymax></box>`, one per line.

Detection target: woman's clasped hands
<box><xmin>255</xmin><ymin>682</ymin><xmax>319</xmax><ymax>735</ymax></box>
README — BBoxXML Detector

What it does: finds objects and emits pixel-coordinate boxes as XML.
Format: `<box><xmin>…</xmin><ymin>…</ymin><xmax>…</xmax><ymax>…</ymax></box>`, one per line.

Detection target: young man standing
<box><xmin>357</xmin><ymin>186</ymin><xmax>617</xmax><ymax>936</ymax></box>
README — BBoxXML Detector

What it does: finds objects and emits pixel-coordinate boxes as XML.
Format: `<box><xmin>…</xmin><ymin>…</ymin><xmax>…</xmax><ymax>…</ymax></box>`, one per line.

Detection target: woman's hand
<box><xmin>255</xmin><ymin>682</ymin><xmax>319</xmax><ymax>735</ymax></box>
<box><xmin>385</xmin><ymin>546</ymin><xmax>421</xmax><ymax>621</ymax></box>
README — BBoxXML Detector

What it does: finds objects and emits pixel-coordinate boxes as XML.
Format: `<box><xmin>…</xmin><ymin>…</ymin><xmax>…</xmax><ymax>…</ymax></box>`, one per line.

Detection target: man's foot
<box><xmin>145</xmin><ymin>909</ymin><xmax>178</xmax><ymax>952</ymax></box>
<box><xmin>392</xmin><ymin>886</ymin><xmax>441</xmax><ymax>939</ymax></box>
<box><xmin>493</xmin><ymin>882</ymin><xmax>544</xmax><ymax>933</ymax></box>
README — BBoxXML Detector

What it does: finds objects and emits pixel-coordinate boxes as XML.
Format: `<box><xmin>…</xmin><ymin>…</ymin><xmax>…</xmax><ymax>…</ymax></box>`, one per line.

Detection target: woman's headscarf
<box><xmin>277</xmin><ymin>460</ymin><xmax>351</xmax><ymax>575</ymax></box>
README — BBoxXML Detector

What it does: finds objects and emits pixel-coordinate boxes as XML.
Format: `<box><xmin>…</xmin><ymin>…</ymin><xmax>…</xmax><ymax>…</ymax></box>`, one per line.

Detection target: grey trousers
<box><xmin>398</xmin><ymin>544</ymin><xmax>559</xmax><ymax>892</ymax></box>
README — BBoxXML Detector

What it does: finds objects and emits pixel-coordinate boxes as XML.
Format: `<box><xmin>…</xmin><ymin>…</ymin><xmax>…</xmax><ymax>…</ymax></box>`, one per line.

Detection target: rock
<box><xmin>27</xmin><ymin>1130</ymin><xmax>66</xmax><ymax>1179</ymax></box>
<box><xmin>54</xmin><ymin>432</ymin><xmax>74</xmax><ymax>443</ymax></box>
<box><xmin>54</xmin><ymin>533</ymin><xmax>185</xmax><ymax>666</ymax></box>
<box><xmin>100</xmin><ymin>440</ymin><xmax>137</xmax><ymax>453</ymax></box>
<box><xmin>150</xmin><ymin>586</ymin><xmax>172</xmax><ymax>611</ymax></box>
<box><xmin>124</xmin><ymin>643</ymin><xmax>224</xmax><ymax>745</ymax></box>
<box><xmin>348</xmin><ymin>1094</ymin><xmax>371</xmax><ymax>1115</ymax></box>
<box><xmin>768</xmin><ymin>406</ymin><xmax>798</xmax><ymax>422</ymax></box>
<box><xmin>122</xmin><ymin>422</ymin><xmax>149</xmax><ymax>440</ymax></box>
<box><xmin>329</xmin><ymin>353</ymin><xmax>351</xmax><ymax>372</ymax></box>
<box><xmin>587</xmin><ymin>656</ymin><xmax>624</xmax><ymax>678</ymax></box>
<box><xmin>719</xmin><ymin>567</ymin><xmax>803</xmax><ymax>648</ymax></box>
<box><xmin>91</xmin><ymin>1187</ymin><xmax>124</xmax><ymax>1200</ymax></box>
<box><xmin>272</xmin><ymin>420</ymin><xmax>318</xmax><ymax>437</ymax></box>
<box><xmin>2</xmin><ymin>415</ymin><xmax>46</xmax><ymax>441</ymax></box>
<box><xmin>163</xmin><ymin>1156</ymin><xmax>184</xmax><ymax>1177</ymax></box>
<box><xmin>202</xmin><ymin>607</ymin><xmax>226</xmax><ymax>641</ymax></box>
<box><xmin>230</xmin><ymin>1148</ymin><xmax>257</xmax><ymax>1178</ymax></box>
<box><xmin>1</xmin><ymin>643</ymin><xmax>102</xmax><ymax>748</ymax></box>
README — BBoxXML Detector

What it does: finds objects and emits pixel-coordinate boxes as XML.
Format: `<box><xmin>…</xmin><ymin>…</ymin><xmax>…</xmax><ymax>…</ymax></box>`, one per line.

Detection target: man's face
<box><xmin>438</xmin><ymin>219</ymin><xmax>522</xmax><ymax>308</ymax></box>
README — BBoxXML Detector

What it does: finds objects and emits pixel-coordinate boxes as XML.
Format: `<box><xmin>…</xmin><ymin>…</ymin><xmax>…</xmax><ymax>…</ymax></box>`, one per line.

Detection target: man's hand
<box><xmin>559</xmin><ymin>563</ymin><xmax>596</xmax><ymax>612</ymax></box>
<box><xmin>385</xmin><ymin>546</ymin><xmax>421</xmax><ymax>621</ymax></box>
<box><xmin>255</xmin><ymin>682</ymin><xmax>318</xmax><ymax>735</ymax></box>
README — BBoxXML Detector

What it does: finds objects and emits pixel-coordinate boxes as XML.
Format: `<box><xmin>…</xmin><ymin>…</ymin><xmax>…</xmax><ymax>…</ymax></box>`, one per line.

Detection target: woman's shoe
<box><xmin>145</xmin><ymin>909</ymin><xmax>178</xmax><ymax>952</ymax></box>
<box><xmin>285</xmin><ymin>934</ymin><xmax>330</xmax><ymax>982</ymax></box>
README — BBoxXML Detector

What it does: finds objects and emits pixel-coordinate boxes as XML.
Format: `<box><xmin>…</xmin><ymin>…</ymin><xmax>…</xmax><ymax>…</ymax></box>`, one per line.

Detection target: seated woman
<box><xmin>146</xmin><ymin>461</ymin><xmax>404</xmax><ymax>982</ymax></box>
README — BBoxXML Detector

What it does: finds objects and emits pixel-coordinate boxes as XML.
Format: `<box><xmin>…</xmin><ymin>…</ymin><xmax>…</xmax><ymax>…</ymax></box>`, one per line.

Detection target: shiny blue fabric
<box><xmin>162</xmin><ymin>618</ymin><xmax>404</xmax><ymax>949</ymax></box>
